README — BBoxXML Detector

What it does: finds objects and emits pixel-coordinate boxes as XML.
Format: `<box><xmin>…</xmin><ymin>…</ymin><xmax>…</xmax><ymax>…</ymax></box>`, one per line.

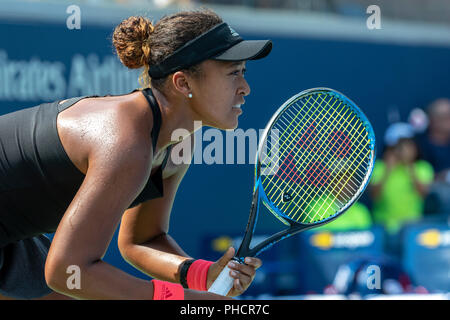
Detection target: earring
<box><xmin>188</xmin><ymin>93</ymin><xmax>193</xmax><ymax>99</ymax></box>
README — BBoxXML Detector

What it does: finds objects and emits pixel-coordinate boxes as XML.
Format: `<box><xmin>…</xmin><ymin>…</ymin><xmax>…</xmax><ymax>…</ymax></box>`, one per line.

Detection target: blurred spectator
<box><xmin>370</xmin><ymin>123</ymin><xmax>434</xmax><ymax>234</ymax></box>
<box><xmin>317</xmin><ymin>201</ymin><xmax>372</xmax><ymax>232</ymax></box>
<box><xmin>310</xmin><ymin>157</ymin><xmax>373</xmax><ymax>232</ymax></box>
<box><xmin>415</xmin><ymin>98</ymin><xmax>450</xmax><ymax>176</ymax></box>
<box><xmin>423</xmin><ymin>168</ymin><xmax>450</xmax><ymax>218</ymax></box>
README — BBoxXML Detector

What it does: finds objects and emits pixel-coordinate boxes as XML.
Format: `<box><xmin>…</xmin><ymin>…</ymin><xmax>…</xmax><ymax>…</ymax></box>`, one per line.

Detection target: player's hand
<box><xmin>207</xmin><ymin>247</ymin><xmax>262</xmax><ymax>297</ymax></box>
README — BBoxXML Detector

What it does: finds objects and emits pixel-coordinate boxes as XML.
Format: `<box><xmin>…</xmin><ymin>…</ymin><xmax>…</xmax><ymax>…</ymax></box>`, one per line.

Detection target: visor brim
<box><xmin>212</xmin><ymin>40</ymin><xmax>272</xmax><ymax>61</ymax></box>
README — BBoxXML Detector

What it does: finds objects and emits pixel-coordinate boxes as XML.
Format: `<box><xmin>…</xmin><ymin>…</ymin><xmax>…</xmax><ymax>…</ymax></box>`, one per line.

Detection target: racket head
<box><xmin>255</xmin><ymin>88</ymin><xmax>376</xmax><ymax>228</ymax></box>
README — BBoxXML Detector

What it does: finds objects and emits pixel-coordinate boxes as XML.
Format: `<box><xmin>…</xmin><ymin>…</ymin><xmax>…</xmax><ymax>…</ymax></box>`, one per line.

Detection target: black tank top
<box><xmin>0</xmin><ymin>88</ymin><xmax>171</xmax><ymax>247</ymax></box>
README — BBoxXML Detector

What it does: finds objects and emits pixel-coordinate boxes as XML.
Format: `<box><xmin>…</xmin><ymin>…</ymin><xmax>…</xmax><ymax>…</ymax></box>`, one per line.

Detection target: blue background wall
<box><xmin>1</xmin><ymin>16</ymin><xmax>450</xmax><ymax>287</ymax></box>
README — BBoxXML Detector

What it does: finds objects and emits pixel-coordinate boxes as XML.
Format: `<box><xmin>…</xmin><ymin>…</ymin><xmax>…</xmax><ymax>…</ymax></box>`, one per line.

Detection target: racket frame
<box><xmin>208</xmin><ymin>88</ymin><xmax>376</xmax><ymax>295</ymax></box>
<box><xmin>235</xmin><ymin>87</ymin><xmax>376</xmax><ymax>261</ymax></box>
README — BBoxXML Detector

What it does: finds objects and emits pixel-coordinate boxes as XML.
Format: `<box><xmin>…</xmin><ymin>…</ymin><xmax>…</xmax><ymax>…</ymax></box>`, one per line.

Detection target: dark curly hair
<box><xmin>112</xmin><ymin>9</ymin><xmax>223</xmax><ymax>91</ymax></box>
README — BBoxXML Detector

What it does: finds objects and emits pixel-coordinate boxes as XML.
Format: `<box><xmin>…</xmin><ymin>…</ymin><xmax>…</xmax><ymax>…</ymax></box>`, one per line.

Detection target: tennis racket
<box><xmin>208</xmin><ymin>88</ymin><xmax>376</xmax><ymax>296</ymax></box>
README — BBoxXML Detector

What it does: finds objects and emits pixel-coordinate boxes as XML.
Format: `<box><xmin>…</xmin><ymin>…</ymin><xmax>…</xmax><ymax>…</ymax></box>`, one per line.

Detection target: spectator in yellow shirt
<box><xmin>370</xmin><ymin>123</ymin><xmax>434</xmax><ymax>234</ymax></box>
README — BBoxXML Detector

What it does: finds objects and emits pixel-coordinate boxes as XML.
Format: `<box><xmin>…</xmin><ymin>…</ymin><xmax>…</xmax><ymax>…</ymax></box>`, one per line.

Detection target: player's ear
<box><xmin>172</xmin><ymin>71</ymin><xmax>192</xmax><ymax>99</ymax></box>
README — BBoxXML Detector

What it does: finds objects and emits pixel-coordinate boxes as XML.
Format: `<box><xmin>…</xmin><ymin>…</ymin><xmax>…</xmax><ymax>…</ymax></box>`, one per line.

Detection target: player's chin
<box><xmin>224</xmin><ymin>118</ymin><xmax>240</xmax><ymax>130</ymax></box>
<box><xmin>216</xmin><ymin>113</ymin><xmax>241</xmax><ymax>130</ymax></box>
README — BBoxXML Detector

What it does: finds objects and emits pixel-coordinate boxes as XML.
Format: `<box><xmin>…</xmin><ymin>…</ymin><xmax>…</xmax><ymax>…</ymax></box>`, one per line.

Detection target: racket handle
<box><xmin>207</xmin><ymin>265</ymin><xmax>234</xmax><ymax>296</ymax></box>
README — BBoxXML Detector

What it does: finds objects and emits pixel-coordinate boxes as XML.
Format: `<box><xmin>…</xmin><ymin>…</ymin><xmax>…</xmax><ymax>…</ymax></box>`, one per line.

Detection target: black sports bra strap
<box><xmin>141</xmin><ymin>88</ymin><xmax>162</xmax><ymax>154</ymax></box>
<box><xmin>57</xmin><ymin>96</ymin><xmax>89</xmax><ymax>112</ymax></box>
<box><xmin>161</xmin><ymin>145</ymin><xmax>172</xmax><ymax>170</ymax></box>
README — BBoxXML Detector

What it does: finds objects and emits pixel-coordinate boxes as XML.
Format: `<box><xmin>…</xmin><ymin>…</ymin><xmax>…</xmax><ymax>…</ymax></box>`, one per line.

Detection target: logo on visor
<box><xmin>228</xmin><ymin>26</ymin><xmax>239</xmax><ymax>37</ymax></box>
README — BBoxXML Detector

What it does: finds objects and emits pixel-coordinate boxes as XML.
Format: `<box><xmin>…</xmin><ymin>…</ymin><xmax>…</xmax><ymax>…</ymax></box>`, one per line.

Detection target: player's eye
<box><xmin>230</xmin><ymin>68</ymin><xmax>246</xmax><ymax>77</ymax></box>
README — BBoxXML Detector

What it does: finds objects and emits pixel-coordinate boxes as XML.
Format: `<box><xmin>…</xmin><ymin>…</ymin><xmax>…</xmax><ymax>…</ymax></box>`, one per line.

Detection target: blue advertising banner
<box><xmin>201</xmin><ymin>227</ymin><xmax>385</xmax><ymax>296</ymax></box>
<box><xmin>1</xmin><ymin>5</ymin><xmax>450</xmax><ymax>290</ymax></box>
<box><xmin>403</xmin><ymin>223</ymin><xmax>450</xmax><ymax>293</ymax></box>
<box><xmin>296</xmin><ymin>227</ymin><xmax>385</xmax><ymax>294</ymax></box>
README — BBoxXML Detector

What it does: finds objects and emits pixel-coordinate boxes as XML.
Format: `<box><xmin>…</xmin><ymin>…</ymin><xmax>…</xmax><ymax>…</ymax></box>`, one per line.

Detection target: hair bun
<box><xmin>112</xmin><ymin>16</ymin><xmax>154</xmax><ymax>69</ymax></box>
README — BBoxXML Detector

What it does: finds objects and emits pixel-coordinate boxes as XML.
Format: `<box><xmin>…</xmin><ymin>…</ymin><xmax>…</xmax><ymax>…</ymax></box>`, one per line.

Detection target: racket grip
<box><xmin>207</xmin><ymin>265</ymin><xmax>234</xmax><ymax>296</ymax></box>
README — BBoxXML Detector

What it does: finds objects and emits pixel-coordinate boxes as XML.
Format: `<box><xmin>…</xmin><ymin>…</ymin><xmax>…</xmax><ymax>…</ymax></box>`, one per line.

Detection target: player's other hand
<box><xmin>207</xmin><ymin>247</ymin><xmax>262</xmax><ymax>297</ymax></box>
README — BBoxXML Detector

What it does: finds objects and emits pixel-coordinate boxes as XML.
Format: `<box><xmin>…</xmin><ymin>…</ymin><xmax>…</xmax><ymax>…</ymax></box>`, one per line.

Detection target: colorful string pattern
<box><xmin>259</xmin><ymin>92</ymin><xmax>373</xmax><ymax>224</ymax></box>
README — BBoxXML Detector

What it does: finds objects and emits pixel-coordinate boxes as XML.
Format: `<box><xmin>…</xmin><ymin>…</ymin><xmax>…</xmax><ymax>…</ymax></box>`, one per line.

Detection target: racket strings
<box><xmin>258</xmin><ymin>95</ymin><xmax>316</xmax><ymax>169</ymax></box>
<box><xmin>281</xmin><ymin>131</ymin><xmax>367</xmax><ymax>223</ymax></box>
<box><xmin>278</xmin><ymin>100</ymin><xmax>366</xmax><ymax>187</ymax></box>
<box><xmin>261</xmin><ymin>96</ymin><xmax>332</xmax><ymax>191</ymax></box>
<box><xmin>265</xmin><ymin>96</ymin><xmax>361</xmax><ymax>196</ymax></box>
<box><xmin>259</xmin><ymin>93</ymin><xmax>372</xmax><ymax>223</ymax></box>
<box><xmin>283</xmin><ymin>120</ymin><xmax>370</xmax><ymax>222</ymax></box>
<box><xmin>309</xmin><ymin>148</ymin><xmax>372</xmax><ymax>222</ymax></box>
<box><xmin>277</xmin><ymin>99</ymin><xmax>370</xmax><ymax>219</ymax></box>
<box><xmin>284</xmin><ymin>113</ymin><xmax>368</xmax><ymax>206</ymax></box>
<box><xmin>305</xmin><ymin>137</ymin><xmax>371</xmax><ymax>223</ymax></box>
<box><xmin>263</xmin><ymin>95</ymin><xmax>357</xmax><ymax>183</ymax></box>
<box><xmin>261</xmin><ymin>96</ymin><xmax>340</xmax><ymax>192</ymax></box>
<box><xmin>267</xmin><ymin>98</ymin><xmax>349</xmax><ymax>201</ymax></box>
<box><xmin>277</xmin><ymin>96</ymin><xmax>368</xmax><ymax>184</ymax></box>
<box><xmin>275</xmin><ymin>98</ymin><xmax>368</xmax><ymax>220</ymax></box>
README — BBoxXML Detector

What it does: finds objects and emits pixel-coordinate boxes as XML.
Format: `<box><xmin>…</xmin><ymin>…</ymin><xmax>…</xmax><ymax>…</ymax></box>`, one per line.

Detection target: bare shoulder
<box><xmin>57</xmin><ymin>91</ymin><xmax>154</xmax><ymax>175</ymax></box>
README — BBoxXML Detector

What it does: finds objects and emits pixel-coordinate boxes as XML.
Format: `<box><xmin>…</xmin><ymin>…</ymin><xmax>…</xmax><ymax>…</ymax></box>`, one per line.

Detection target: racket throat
<box><xmin>231</xmin><ymin>256</ymin><xmax>245</xmax><ymax>264</ymax></box>
<box><xmin>234</xmin><ymin>186</ymin><xmax>261</xmax><ymax>262</ymax></box>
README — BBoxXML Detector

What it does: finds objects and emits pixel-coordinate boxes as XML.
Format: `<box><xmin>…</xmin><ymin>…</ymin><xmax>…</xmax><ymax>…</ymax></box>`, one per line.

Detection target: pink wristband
<box><xmin>186</xmin><ymin>259</ymin><xmax>214</xmax><ymax>291</ymax></box>
<box><xmin>152</xmin><ymin>279</ymin><xmax>184</xmax><ymax>300</ymax></box>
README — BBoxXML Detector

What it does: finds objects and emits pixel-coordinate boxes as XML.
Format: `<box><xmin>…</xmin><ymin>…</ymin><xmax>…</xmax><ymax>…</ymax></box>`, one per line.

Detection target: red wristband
<box><xmin>186</xmin><ymin>259</ymin><xmax>214</xmax><ymax>291</ymax></box>
<box><xmin>152</xmin><ymin>279</ymin><xmax>184</xmax><ymax>300</ymax></box>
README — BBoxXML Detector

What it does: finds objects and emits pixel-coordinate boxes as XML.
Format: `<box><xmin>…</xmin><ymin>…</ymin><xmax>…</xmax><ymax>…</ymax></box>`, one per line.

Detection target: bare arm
<box><xmin>370</xmin><ymin>168</ymin><xmax>391</xmax><ymax>200</ymax></box>
<box><xmin>117</xmin><ymin>134</ymin><xmax>195</xmax><ymax>283</ymax></box>
<box><xmin>44</xmin><ymin>120</ymin><xmax>224</xmax><ymax>299</ymax></box>
<box><xmin>407</xmin><ymin>164</ymin><xmax>431</xmax><ymax>197</ymax></box>
<box><xmin>117</xmin><ymin>153</ymin><xmax>193</xmax><ymax>283</ymax></box>
<box><xmin>117</xmin><ymin>137</ymin><xmax>262</xmax><ymax>297</ymax></box>
<box><xmin>44</xmin><ymin>133</ymin><xmax>157</xmax><ymax>299</ymax></box>
<box><xmin>370</xmin><ymin>150</ymin><xmax>396</xmax><ymax>200</ymax></box>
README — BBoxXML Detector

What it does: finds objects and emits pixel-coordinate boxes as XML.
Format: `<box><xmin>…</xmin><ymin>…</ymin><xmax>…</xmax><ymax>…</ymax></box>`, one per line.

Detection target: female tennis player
<box><xmin>0</xmin><ymin>9</ymin><xmax>272</xmax><ymax>300</ymax></box>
